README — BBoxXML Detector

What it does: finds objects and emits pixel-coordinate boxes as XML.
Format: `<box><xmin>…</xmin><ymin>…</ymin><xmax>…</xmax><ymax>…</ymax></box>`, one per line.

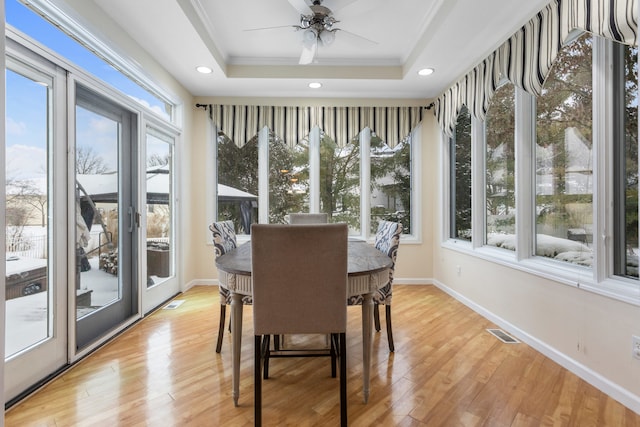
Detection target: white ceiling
<box><xmin>87</xmin><ymin>0</ymin><xmax>551</xmax><ymax>100</ymax></box>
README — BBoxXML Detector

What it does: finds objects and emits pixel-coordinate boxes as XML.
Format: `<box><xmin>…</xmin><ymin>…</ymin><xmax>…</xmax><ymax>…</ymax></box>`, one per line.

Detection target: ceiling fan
<box><xmin>245</xmin><ymin>0</ymin><xmax>379</xmax><ymax>65</ymax></box>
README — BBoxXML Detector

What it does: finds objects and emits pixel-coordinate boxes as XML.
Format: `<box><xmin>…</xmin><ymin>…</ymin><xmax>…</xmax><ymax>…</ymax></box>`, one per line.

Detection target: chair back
<box><xmin>209</xmin><ymin>220</ymin><xmax>237</xmax><ymax>258</ymax></box>
<box><xmin>288</xmin><ymin>213</ymin><xmax>328</xmax><ymax>224</ymax></box>
<box><xmin>251</xmin><ymin>224</ymin><xmax>348</xmax><ymax>336</ymax></box>
<box><xmin>374</xmin><ymin>221</ymin><xmax>402</xmax><ymax>295</ymax></box>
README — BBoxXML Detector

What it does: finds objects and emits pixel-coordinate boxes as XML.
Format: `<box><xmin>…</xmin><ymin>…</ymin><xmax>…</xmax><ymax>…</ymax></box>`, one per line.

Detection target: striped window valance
<box><xmin>435</xmin><ymin>0</ymin><xmax>637</xmax><ymax>136</ymax></box>
<box><xmin>208</xmin><ymin>105</ymin><xmax>425</xmax><ymax>148</ymax></box>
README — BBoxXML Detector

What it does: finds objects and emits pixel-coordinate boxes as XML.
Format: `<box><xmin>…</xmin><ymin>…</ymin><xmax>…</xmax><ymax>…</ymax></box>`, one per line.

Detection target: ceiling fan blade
<box><xmin>299</xmin><ymin>38</ymin><xmax>318</xmax><ymax>64</ymax></box>
<box><xmin>288</xmin><ymin>0</ymin><xmax>312</xmax><ymax>15</ymax></box>
<box><xmin>336</xmin><ymin>29</ymin><xmax>379</xmax><ymax>46</ymax></box>
<box><xmin>243</xmin><ymin>25</ymin><xmax>297</xmax><ymax>32</ymax></box>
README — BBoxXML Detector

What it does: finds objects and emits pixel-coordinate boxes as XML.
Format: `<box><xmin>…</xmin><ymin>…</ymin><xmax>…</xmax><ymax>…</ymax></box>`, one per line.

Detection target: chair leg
<box><xmin>385</xmin><ymin>305</ymin><xmax>395</xmax><ymax>352</ymax></box>
<box><xmin>330</xmin><ymin>334</ymin><xmax>337</xmax><ymax>378</ymax></box>
<box><xmin>254</xmin><ymin>335</ymin><xmax>262</xmax><ymax>427</ymax></box>
<box><xmin>215</xmin><ymin>305</ymin><xmax>226</xmax><ymax>353</ymax></box>
<box><xmin>339</xmin><ymin>332</ymin><xmax>347</xmax><ymax>427</ymax></box>
<box><xmin>262</xmin><ymin>335</ymin><xmax>271</xmax><ymax>380</ymax></box>
<box><xmin>373</xmin><ymin>304</ymin><xmax>381</xmax><ymax>332</ymax></box>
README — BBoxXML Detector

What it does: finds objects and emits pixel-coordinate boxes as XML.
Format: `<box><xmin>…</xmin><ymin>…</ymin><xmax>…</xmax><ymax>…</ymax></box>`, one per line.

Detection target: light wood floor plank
<box><xmin>5</xmin><ymin>285</ymin><xmax>639</xmax><ymax>426</ymax></box>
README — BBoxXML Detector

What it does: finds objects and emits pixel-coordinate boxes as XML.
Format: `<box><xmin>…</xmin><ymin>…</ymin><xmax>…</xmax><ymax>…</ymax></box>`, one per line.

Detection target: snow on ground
<box><xmin>5</xmin><ymin>256</ymin><xmax>118</xmax><ymax>357</ymax></box>
<box><xmin>488</xmin><ymin>232</ymin><xmax>639</xmax><ymax>272</ymax></box>
<box><xmin>5</xmin><ymin>291</ymin><xmax>48</xmax><ymax>357</ymax></box>
<box><xmin>79</xmin><ymin>257</ymin><xmax>119</xmax><ymax>306</ymax></box>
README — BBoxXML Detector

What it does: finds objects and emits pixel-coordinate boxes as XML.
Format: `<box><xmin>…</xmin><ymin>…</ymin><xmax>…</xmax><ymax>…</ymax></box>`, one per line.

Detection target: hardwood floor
<box><xmin>5</xmin><ymin>285</ymin><xmax>640</xmax><ymax>426</ymax></box>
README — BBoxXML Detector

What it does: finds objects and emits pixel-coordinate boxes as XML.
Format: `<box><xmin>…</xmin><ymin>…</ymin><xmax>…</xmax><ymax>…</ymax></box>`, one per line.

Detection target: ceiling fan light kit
<box><xmin>296</xmin><ymin>0</ymin><xmax>339</xmax><ymax>59</ymax></box>
<box><xmin>302</xmin><ymin>28</ymin><xmax>318</xmax><ymax>45</ymax></box>
<box><xmin>319</xmin><ymin>29</ymin><xmax>336</xmax><ymax>45</ymax></box>
<box><xmin>246</xmin><ymin>0</ymin><xmax>377</xmax><ymax>65</ymax></box>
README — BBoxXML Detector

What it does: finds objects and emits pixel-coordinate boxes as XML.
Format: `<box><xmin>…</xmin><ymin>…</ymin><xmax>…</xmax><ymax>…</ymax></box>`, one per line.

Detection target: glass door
<box><xmin>4</xmin><ymin>48</ymin><xmax>68</xmax><ymax>402</ymax></box>
<box><xmin>74</xmin><ymin>84</ymin><xmax>139</xmax><ymax>350</ymax></box>
<box><xmin>142</xmin><ymin>126</ymin><xmax>180</xmax><ymax>312</ymax></box>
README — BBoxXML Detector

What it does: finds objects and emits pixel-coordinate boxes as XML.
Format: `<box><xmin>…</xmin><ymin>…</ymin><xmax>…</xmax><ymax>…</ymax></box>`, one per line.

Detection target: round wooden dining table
<box><xmin>215</xmin><ymin>239</ymin><xmax>392</xmax><ymax>406</ymax></box>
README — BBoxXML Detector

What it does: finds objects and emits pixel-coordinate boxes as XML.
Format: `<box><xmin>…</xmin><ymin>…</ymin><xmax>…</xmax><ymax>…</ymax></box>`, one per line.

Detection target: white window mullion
<box><xmin>360</xmin><ymin>127</ymin><xmax>371</xmax><ymax>238</ymax></box>
<box><xmin>309</xmin><ymin>126</ymin><xmax>321</xmax><ymax>212</ymax></box>
<box><xmin>411</xmin><ymin>126</ymin><xmax>423</xmax><ymax>241</ymax></box>
<box><xmin>515</xmin><ymin>87</ymin><xmax>536</xmax><ymax>261</ymax></box>
<box><xmin>441</xmin><ymin>131</ymin><xmax>452</xmax><ymax>242</ymax></box>
<box><xmin>471</xmin><ymin>116</ymin><xmax>485</xmax><ymax>248</ymax></box>
<box><xmin>592</xmin><ymin>36</ymin><xmax>612</xmax><ymax>283</ymax></box>
<box><xmin>258</xmin><ymin>126</ymin><xmax>269</xmax><ymax>224</ymax></box>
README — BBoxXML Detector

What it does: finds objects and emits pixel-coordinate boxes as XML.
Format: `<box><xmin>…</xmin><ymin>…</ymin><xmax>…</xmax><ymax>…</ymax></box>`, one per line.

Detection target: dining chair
<box><xmin>209</xmin><ymin>220</ymin><xmax>252</xmax><ymax>353</ymax></box>
<box><xmin>347</xmin><ymin>220</ymin><xmax>402</xmax><ymax>352</ymax></box>
<box><xmin>282</xmin><ymin>212</ymin><xmax>329</xmax><ymax>349</ymax></box>
<box><xmin>252</xmin><ymin>223</ymin><xmax>348</xmax><ymax>427</ymax></box>
<box><xmin>288</xmin><ymin>212</ymin><xmax>328</xmax><ymax>224</ymax></box>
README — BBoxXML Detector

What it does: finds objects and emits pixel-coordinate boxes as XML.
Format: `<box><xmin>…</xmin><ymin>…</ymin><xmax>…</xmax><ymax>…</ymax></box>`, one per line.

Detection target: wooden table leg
<box><xmin>231</xmin><ymin>292</ymin><xmax>244</xmax><ymax>407</ymax></box>
<box><xmin>361</xmin><ymin>292</ymin><xmax>373</xmax><ymax>403</ymax></box>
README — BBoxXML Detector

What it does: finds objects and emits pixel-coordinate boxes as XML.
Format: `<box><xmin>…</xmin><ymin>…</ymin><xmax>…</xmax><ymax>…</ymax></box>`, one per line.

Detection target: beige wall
<box><xmin>183</xmin><ymin>106</ymin><xmax>211</xmax><ymax>284</ymax></box>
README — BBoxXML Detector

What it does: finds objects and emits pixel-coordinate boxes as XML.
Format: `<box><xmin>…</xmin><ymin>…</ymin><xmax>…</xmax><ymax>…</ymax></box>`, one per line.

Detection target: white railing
<box><xmin>6</xmin><ymin>234</ymin><xmax>47</xmax><ymax>259</ymax></box>
<box><xmin>147</xmin><ymin>237</ymin><xmax>170</xmax><ymax>244</ymax></box>
<box><xmin>5</xmin><ymin>234</ymin><xmax>170</xmax><ymax>260</ymax></box>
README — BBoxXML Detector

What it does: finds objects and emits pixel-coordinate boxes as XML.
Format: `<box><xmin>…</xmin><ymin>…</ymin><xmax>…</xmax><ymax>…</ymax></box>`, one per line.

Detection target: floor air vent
<box><xmin>487</xmin><ymin>328</ymin><xmax>520</xmax><ymax>343</ymax></box>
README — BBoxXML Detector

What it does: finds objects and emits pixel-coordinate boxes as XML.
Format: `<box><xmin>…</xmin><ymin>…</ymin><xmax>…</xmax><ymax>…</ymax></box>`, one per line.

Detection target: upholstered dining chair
<box><xmin>252</xmin><ymin>223</ymin><xmax>348</xmax><ymax>427</ymax></box>
<box><xmin>278</xmin><ymin>212</ymin><xmax>329</xmax><ymax>350</ymax></box>
<box><xmin>348</xmin><ymin>220</ymin><xmax>402</xmax><ymax>352</ymax></box>
<box><xmin>288</xmin><ymin>212</ymin><xmax>329</xmax><ymax>224</ymax></box>
<box><xmin>209</xmin><ymin>220</ymin><xmax>252</xmax><ymax>353</ymax></box>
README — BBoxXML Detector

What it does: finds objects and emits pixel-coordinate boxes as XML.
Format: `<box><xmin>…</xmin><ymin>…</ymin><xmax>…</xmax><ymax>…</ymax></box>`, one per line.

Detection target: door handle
<box><xmin>128</xmin><ymin>206</ymin><xmax>134</xmax><ymax>233</ymax></box>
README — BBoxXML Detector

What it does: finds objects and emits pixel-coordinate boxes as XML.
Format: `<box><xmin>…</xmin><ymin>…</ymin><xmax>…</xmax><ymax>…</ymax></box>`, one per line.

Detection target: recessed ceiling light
<box><xmin>308</xmin><ymin>82</ymin><xmax>322</xmax><ymax>89</ymax></box>
<box><xmin>418</xmin><ymin>68</ymin><xmax>434</xmax><ymax>76</ymax></box>
<box><xmin>196</xmin><ymin>66</ymin><xmax>213</xmax><ymax>74</ymax></box>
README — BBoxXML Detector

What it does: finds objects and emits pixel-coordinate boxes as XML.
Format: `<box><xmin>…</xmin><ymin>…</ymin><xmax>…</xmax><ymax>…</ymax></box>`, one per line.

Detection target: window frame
<box><xmin>447</xmin><ymin>106</ymin><xmax>473</xmax><ymax>243</ymax></box>
<box><xmin>209</xmin><ymin>121</ymin><xmax>422</xmax><ymax>244</ymax></box>
<box><xmin>483</xmin><ymin>82</ymin><xmax>517</xmax><ymax>253</ymax></box>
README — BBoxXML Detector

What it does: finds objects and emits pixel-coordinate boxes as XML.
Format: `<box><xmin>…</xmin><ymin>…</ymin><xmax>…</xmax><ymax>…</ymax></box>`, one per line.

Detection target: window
<box><xmin>370</xmin><ymin>134</ymin><xmax>413</xmax><ymax>234</ymax></box>
<box><xmin>215</xmin><ymin>125</ymin><xmax>419</xmax><ymax>239</ymax></box>
<box><xmin>216</xmin><ymin>134</ymin><xmax>258</xmax><ymax>235</ymax></box>
<box><xmin>269</xmin><ymin>134</ymin><xmax>307</xmax><ymax>224</ymax></box>
<box><xmin>613</xmin><ymin>43</ymin><xmax>639</xmax><ymax>279</ymax></box>
<box><xmin>535</xmin><ymin>34</ymin><xmax>594</xmax><ymax>268</ymax></box>
<box><xmin>319</xmin><ymin>135</ymin><xmax>361</xmax><ymax>233</ymax></box>
<box><xmin>485</xmin><ymin>83</ymin><xmax>516</xmax><ymax>250</ymax></box>
<box><xmin>450</xmin><ymin>106</ymin><xmax>472</xmax><ymax>241</ymax></box>
<box><xmin>444</xmin><ymin>31</ymin><xmax>640</xmax><ymax>298</ymax></box>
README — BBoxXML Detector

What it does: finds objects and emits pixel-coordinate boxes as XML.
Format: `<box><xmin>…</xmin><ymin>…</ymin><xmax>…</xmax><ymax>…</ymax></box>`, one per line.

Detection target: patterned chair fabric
<box><xmin>209</xmin><ymin>221</ymin><xmax>252</xmax><ymax>305</ymax></box>
<box><xmin>347</xmin><ymin>220</ymin><xmax>402</xmax><ymax>306</ymax></box>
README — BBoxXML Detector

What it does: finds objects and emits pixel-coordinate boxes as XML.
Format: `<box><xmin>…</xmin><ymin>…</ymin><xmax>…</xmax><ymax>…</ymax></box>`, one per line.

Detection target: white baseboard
<box><xmin>183</xmin><ymin>279</ymin><xmax>216</xmax><ymax>292</ymax></box>
<box><xmin>432</xmin><ymin>279</ymin><xmax>640</xmax><ymax>416</ymax></box>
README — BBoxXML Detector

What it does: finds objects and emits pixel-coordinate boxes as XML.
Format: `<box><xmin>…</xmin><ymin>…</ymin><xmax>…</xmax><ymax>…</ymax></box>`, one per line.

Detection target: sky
<box><xmin>5</xmin><ymin>69</ymin><xmax>47</xmax><ymax>182</ymax></box>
